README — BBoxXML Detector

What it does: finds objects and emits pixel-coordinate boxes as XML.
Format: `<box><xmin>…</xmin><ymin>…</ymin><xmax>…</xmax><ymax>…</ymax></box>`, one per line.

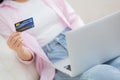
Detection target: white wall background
<box><xmin>67</xmin><ymin>0</ymin><xmax>120</xmax><ymax>23</ymax></box>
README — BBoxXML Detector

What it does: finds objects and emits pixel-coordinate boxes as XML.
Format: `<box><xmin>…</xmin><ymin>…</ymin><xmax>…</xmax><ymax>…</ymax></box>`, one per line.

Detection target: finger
<box><xmin>15</xmin><ymin>42</ymin><xmax>24</xmax><ymax>51</ymax></box>
<box><xmin>10</xmin><ymin>36</ymin><xmax>21</xmax><ymax>47</ymax></box>
<box><xmin>18</xmin><ymin>42</ymin><xmax>23</xmax><ymax>49</ymax></box>
<box><xmin>13</xmin><ymin>38</ymin><xmax>23</xmax><ymax>49</ymax></box>
<box><xmin>18</xmin><ymin>39</ymin><xmax>24</xmax><ymax>48</ymax></box>
<box><xmin>13</xmin><ymin>41</ymin><xmax>22</xmax><ymax>51</ymax></box>
<box><xmin>9</xmin><ymin>35</ymin><xmax>22</xmax><ymax>50</ymax></box>
<box><xmin>8</xmin><ymin>32</ymin><xmax>20</xmax><ymax>43</ymax></box>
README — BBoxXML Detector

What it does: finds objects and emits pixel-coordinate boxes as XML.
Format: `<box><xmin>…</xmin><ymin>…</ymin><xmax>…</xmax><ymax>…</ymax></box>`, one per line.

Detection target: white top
<box><xmin>9</xmin><ymin>0</ymin><xmax>65</xmax><ymax>46</ymax></box>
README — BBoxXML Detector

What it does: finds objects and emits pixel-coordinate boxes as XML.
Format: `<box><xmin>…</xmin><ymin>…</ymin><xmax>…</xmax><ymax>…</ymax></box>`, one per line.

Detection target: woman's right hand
<box><xmin>7</xmin><ymin>32</ymin><xmax>33</xmax><ymax>61</ymax></box>
<box><xmin>7</xmin><ymin>32</ymin><xmax>23</xmax><ymax>52</ymax></box>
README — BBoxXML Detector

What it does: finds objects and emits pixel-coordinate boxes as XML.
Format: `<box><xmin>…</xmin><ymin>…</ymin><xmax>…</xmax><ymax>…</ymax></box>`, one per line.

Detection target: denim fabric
<box><xmin>42</xmin><ymin>28</ymin><xmax>81</xmax><ymax>80</ymax></box>
<box><xmin>79</xmin><ymin>64</ymin><xmax>120</xmax><ymax>80</ymax></box>
<box><xmin>42</xmin><ymin>28</ymin><xmax>120</xmax><ymax>80</ymax></box>
<box><xmin>42</xmin><ymin>28</ymin><xmax>70</xmax><ymax>63</ymax></box>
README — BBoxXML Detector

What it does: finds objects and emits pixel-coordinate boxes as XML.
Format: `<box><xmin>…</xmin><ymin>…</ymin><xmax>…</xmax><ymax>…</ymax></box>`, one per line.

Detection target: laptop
<box><xmin>53</xmin><ymin>11</ymin><xmax>120</xmax><ymax>77</ymax></box>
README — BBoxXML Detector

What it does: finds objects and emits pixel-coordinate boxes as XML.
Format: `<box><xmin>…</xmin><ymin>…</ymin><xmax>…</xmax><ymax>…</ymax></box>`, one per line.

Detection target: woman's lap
<box><xmin>54</xmin><ymin>70</ymin><xmax>80</xmax><ymax>80</ymax></box>
<box><xmin>42</xmin><ymin>28</ymin><xmax>120</xmax><ymax>80</ymax></box>
<box><xmin>54</xmin><ymin>63</ymin><xmax>120</xmax><ymax>80</ymax></box>
<box><xmin>79</xmin><ymin>64</ymin><xmax>120</xmax><ymax>80</ymax></box>
<box><xmin>79</xmin><ymin>56</ymin><xmax>120</xmax><ymax>80</ymax></box>
<box><xmin>106</xmin><ymin>56</ymin><xmax>120</xmax><ymax>70</ymax></box>
<box><xmin>43</xmin><ymin>41</ymin><xmax>120</xmax><ymax>80</ymax></box>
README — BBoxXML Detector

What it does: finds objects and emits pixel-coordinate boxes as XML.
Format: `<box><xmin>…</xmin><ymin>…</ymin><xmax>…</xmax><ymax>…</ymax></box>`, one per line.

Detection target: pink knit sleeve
<box><xmin>16</xmin><ymin>47</ymin><xmax>35</xmax><ymax>64</ymax></box>
<box><xmin>61</xmin><ymin>0</ymin><xmax>85</xmax><ymax>29</ymax></box>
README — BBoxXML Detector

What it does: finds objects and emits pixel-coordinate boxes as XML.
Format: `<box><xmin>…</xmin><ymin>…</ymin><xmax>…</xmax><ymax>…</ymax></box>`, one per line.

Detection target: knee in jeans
<box><xmin>109</xmin><ymin>57</ymin><xmax>120</xmax><ymax>67</ymax></box>
<box><xmin>79</xmin><ymin>64</ymin><xmax>120</xmax><ymax>80</ymax></box>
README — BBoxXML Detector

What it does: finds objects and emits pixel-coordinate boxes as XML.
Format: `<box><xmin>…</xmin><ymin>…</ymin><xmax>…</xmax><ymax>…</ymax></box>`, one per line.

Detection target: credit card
<box><xmin>15</xmin><ymin>17</ymin><xmax>34</xmax><ymax>32</ymax></box>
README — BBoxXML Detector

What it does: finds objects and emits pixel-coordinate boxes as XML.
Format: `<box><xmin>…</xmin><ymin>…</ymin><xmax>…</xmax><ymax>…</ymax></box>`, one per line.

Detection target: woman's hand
<box><xmin>7</xmin><ymin>32</ymin><xmax>23</xmax><ymax>51</ymax></box>
<box><xmin>7</xmin><ymin>32</ymin><xmax>33</xmax><ymax>61</ymax></box>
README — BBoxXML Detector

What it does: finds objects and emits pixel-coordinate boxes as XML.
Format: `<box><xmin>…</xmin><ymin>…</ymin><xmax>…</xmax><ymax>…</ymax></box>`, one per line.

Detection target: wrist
<box><xmin>16</xmin><ymin>47</ymin><xmax>33</xmax><ymax>61</ymax></box>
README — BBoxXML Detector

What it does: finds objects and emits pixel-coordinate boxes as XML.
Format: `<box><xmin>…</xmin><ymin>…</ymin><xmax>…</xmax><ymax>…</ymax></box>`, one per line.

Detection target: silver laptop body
<box><xmin>53</xmin><ymin>11</ymin><xmax>120</xmax><ymax>77</ymax></box>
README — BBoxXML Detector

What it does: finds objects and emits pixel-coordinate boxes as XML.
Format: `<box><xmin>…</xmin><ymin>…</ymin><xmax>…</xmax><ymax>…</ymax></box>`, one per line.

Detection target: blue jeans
<box><xmin>42</xmin><ymin>28</ymin><xmax>120</xmax><ymax>80</ymax></box>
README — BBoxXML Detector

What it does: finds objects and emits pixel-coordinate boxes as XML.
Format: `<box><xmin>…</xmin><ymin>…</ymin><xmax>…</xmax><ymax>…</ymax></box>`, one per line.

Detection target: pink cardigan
<box><xmin>0</xmin><ymin>0</ymin><xmax>84</xmax><ymax>80</ymax></box>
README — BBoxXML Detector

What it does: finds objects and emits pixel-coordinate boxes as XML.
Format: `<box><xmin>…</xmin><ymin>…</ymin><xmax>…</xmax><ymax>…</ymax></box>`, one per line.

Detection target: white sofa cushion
<box><xmin>0</xmin><ymin>36</ymin><xmax>39</xmax><ymax>80</ymax></box>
